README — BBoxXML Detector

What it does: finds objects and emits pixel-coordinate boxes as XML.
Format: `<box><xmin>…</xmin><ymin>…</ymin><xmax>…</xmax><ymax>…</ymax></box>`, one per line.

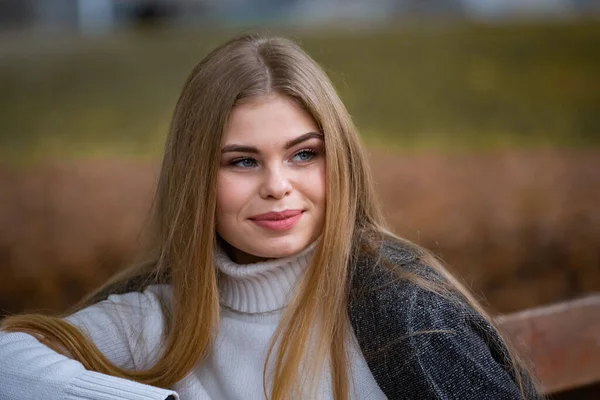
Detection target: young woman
<box><xmin>0</xmin><ymin>34</ymin><xmax>540</xmax><ymax>400</ymax></box>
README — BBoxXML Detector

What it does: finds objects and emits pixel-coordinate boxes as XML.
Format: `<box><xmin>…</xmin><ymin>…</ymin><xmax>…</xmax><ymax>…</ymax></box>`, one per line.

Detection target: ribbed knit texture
<box><xmin>66</xmin><ymin>370</ymin><xmax>179</xmax><ymax>400</ymax></box>
<box><xmin>199</xmin><ymin>242</ymin><xmax>385</xmax><ymax>399</ymax></box>
<box><xmin>0</xmin><ymin>331</ymin><xmax>178</xmax><ymax>400</ymax></box>
<box><xmin>215</xmin><ymin>241</ymin><xmax>316</xmax><ymax>314</ymax></box>
<box><xmin>0</xmin><ymin>242</ymin><xmax>385</xmax><ymax>400</ymax></box>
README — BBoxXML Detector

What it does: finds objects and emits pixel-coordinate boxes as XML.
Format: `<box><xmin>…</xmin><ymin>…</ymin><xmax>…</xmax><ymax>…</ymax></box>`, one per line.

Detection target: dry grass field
<box><xmin>1</xmin><ymin>20</ymin><xmax>599</xmax><ymax>161</ymax></box>
<box><xmin>1</xmin><ymin>149</ymin><xmax>598</xmax><ymax>317</ymax></box>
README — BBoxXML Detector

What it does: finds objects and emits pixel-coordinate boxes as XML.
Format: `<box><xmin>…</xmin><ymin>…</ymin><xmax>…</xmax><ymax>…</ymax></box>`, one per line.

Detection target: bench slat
<box><xmin>497</xmin><ymin>294</ymin><xmax>600</xmax><ymax>394</ymax></box>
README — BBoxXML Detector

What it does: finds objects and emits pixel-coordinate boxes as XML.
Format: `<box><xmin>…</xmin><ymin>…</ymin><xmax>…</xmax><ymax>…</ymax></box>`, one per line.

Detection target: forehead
<box><xmin>223</xmin><ymin>94</ymin><xmax>318</xmax><ymax>144</ymax></box>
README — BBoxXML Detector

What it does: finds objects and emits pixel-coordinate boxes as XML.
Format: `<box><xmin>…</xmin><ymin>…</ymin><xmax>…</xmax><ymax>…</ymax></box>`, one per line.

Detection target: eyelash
<box><xmin>228</xmin><ymin>149</ymin><xmax>319</xmax><ymax>168</ymax></box>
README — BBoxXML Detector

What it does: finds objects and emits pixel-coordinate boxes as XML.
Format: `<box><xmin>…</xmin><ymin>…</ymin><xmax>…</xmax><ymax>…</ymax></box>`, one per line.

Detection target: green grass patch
<box><xmin>1</xmin><ymin>20</ymin><xmax>599</xmax><ymax>162</ymax></box>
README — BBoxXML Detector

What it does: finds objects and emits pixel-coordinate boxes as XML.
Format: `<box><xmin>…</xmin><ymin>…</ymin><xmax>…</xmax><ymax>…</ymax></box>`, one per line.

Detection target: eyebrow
<box><xmin>221</xmin><ymin>131</ymin><xmax>324</xmax><ymax>154</ymax></box>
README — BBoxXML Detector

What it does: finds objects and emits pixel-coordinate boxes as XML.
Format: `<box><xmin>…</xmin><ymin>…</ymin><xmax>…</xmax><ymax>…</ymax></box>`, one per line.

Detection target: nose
<box><xmin>259</xmin><ymin>164</ymin><xmax>292</xmax><ymax>199</ymax></box>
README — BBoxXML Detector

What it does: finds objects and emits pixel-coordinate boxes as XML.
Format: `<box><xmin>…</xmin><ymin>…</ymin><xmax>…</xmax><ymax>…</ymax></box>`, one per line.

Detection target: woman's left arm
<box><xmin>349</xmin><ymin>274</ymin><xmax>540</xmax><ymax>400</ymax></box>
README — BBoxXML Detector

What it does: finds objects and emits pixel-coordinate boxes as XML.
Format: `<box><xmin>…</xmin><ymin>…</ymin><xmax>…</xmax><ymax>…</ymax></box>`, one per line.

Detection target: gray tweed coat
<box><xmin>347</xmin><ymin>239</ymin><xmax>541</xmax><ymax>400</ymax></box>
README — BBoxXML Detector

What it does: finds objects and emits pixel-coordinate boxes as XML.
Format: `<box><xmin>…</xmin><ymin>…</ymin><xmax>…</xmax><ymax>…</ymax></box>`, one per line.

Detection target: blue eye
<box><xmin>292</xmin><ymin>149</ymin><xmax>316</xmax><ymax>162</ymax></box>
<box><xmin>231</xmin><ymin>158</ymin><xmax>257</xmax><ymax>168</ymax></box>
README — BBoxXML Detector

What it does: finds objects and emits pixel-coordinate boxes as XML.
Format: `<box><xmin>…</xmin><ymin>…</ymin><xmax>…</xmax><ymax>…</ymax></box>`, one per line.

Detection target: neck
<box><xmin>218</xmin><ymin>238</ymin><xmax>271</xmax><ymax>264</ymax></box>
<box><xmin>214</xmin><ymin>241</ymin><xmax>318</xmax><ymax>314</ymax></box>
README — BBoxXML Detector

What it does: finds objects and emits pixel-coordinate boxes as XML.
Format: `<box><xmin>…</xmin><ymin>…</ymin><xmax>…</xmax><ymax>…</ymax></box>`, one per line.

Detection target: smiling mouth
<box><xmin>249</xmin><ymin>210</ymin><xmax>304</xmax><ymax>231</ymax></box>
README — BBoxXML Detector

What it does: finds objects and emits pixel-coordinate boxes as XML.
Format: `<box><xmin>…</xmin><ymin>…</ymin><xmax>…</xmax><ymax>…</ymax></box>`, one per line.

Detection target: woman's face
<box><xmin>216</xmin><ymin>93</ymin><xmax>326</xmax><ymax>263</ymax></box>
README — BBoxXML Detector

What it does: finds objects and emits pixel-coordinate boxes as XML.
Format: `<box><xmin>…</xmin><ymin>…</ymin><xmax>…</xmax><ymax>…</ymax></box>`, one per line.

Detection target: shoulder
<box><xmin>348</xmin><ymin>239</ymin><xmax>467</xmax><ymax>351</ymax></box>
<box><xmin>349</xmin><ymin>238</ymin><xmax>462</xmax><ymax>348</ymax></box>
<box><xmin>349</xmin><ymin>238</ymin><xmax>444</xmax><ymax>309</ymax></box>
<box><xmin>104</xmin><ymin>284</ymin><xmax>173</xmax><ymax>311</ymax></box>
<box><xmin>68</xmin><ymin>284</ymin><xmax>172</xmax><ymax>323</ymax></box>
<box><xmin>348</xmin><ymin>239</ymin><xmax>534</xmax><ymax>399</ymax></box>
<box><xmin>65</xmin><ymin>284</ymin><xmax>173</xmax><ymax>370</ymax></box>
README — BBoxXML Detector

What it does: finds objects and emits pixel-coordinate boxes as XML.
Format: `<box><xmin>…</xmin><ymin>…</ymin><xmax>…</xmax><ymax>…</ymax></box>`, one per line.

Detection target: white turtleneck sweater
<box><xmin>0</xmin><ymin>244</ymin><xmax>386</xmax><ymax>400</ymax></box>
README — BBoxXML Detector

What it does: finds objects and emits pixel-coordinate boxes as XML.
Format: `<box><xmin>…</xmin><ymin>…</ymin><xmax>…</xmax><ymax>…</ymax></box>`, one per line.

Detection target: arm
<box><xmin>349</xmin><ymin>260</ymin><xmax>540</xmax><ymax>399</ymax></box>
<box><xmin>0</xmin><ymin>285</ymin><xmax>178</xmax><ymax>400</ymax></box>
<box><xmin>398</xmin><ymin>289</ymin><xmax>530</xmax><ymax>399</ymax></box>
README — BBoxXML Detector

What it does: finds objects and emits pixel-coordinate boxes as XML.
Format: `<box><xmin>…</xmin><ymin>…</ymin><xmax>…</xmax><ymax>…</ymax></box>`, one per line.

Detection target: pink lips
<box><xmin>249</xmin><ymin>210</ymin><xmax>304</xmax><ymax>231</ymax></box>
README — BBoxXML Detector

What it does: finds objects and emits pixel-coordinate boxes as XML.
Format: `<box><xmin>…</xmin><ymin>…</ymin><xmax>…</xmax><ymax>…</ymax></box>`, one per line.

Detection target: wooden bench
<box><xmin>497</xmin><ymin>294</ymin><xmax>600</xmax><ymax>397</ymax></box>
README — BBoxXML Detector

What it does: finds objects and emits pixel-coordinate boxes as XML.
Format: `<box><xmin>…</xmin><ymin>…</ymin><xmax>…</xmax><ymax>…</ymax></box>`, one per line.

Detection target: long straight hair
<box><xmin>2</xmin><ymin>34</ymin><xmax>537</xmax><ymax>399</ymax></box>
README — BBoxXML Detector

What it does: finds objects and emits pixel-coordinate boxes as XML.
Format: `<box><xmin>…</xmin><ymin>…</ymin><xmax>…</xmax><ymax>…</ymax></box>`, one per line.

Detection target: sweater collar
<box><xmin>214</xmin><ymin>242</ymin><xmax>317</xmax><ymax>314</ymax></box>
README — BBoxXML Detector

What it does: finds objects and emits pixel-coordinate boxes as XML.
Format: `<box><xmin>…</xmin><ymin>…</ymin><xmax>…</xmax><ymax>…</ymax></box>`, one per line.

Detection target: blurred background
<box><xmin>0</xmin><ymin>1</ymin><xmax>599</xmax><ymax>398</ymax></box>
<box><xmin>0</xmin><ymin>0</ymin><xmax>598</xmax><ymax>328</ymax></box>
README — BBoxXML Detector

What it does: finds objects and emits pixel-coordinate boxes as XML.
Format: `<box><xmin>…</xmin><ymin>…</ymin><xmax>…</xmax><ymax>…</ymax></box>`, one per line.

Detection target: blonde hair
<box><xmin>2</xmin><ymin>34</ymin><xmax>537</xmax><ymax>399</ymax></box>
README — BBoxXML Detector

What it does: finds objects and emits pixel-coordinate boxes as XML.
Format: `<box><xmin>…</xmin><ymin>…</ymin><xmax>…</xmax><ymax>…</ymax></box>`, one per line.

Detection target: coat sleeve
<box><xmin>0</xmin><ymin>285</ymin><xmax>178</xmax><ymax>400</ymax></box>
<box><xmin>349</xmin><ymin>262</ymin><xmax>540</xmax><ymax>400</ymax></box>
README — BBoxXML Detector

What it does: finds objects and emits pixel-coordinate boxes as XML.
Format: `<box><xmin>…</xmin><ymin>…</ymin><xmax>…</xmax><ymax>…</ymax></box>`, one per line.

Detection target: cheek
<box><xmin>216</xmin><ymin>172</ymin><xmax>258</xmax><ymax>222</ymax></box>
<box><xmin>301</xmin><ymin>163</ymin><xmax>327</xmax><ymax>206</ymax></box>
